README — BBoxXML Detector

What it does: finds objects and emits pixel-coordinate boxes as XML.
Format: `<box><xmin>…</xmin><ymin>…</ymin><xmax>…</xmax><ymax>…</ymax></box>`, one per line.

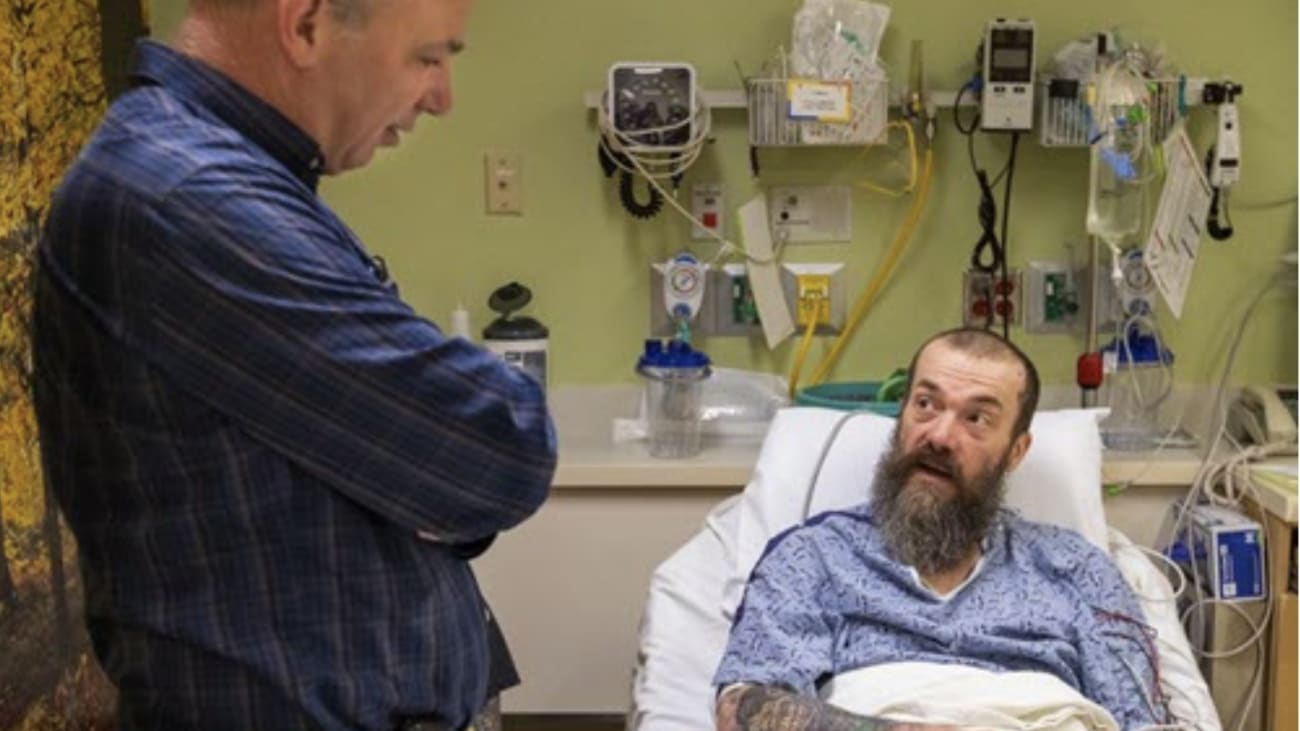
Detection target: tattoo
<box><xmin>723</xmin><ymin>685</ymin><xmax>951</xmax><ymax>731</ymax></box>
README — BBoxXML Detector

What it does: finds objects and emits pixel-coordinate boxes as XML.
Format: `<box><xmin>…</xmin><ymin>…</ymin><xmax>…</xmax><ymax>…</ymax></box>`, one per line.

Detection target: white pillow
<box><xmin>727</xmin><ymin>407</ymin><xmax>1109</xmax><ymax>613</ymax></box>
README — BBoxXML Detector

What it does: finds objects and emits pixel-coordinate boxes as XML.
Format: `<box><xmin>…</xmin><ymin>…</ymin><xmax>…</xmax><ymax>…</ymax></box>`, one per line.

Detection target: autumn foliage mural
<box><xmin>2</xmin><ymin>3</ymin><xmax>144</xmax><ymax>728</ymax></box>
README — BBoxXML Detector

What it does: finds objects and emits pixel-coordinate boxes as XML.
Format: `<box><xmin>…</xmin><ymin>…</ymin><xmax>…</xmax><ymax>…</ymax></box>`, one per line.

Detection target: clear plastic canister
<box><xmin>1100</xmin><ymin>327</ymin><xmax>1173</xmax><ymax>451</ymax></box>
<box><xmin>1101</xmin><ymin>362</ymin><xmax>1168</xmax><ymax>450</ymax></box>
<box><xmin>637</xmin><ymin>339</ymin><xmax>712</xmax><ymax>459</ymax></box>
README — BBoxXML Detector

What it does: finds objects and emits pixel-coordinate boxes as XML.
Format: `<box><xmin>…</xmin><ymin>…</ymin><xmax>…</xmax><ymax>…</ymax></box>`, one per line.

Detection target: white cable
<box><xmin>1146</xmin><ymin>274</ymin><xmax>1283</xmax><ymax>731</ymax></box>
<box><xmin>1178</xmin><ymin>596</ymin><xmax>1272</xmax><ymax>660</ymax></box>
<box><xmin>596</xmin><ymin>89</ymin><xmax>786</xmax><ymax>268</ymax></box>
<box><xmin>1112</xmin><ymin>541</ymin><xmax>1188</xmax><ymax>603</ymax></box>
<box><xmin>1119</xmin><ymin>651</ymin><xmax>1164</xmax><ymax>721</ymax></box>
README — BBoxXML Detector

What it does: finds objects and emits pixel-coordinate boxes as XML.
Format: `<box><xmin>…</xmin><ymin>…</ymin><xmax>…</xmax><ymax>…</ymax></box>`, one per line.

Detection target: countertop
<box><xmin>547</xmin><ymin>385</ymin><xmax>1239</xmax><ymax>489</ymax></box>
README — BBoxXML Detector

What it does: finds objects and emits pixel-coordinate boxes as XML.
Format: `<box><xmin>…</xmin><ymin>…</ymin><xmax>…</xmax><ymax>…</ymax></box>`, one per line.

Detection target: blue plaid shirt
<box><xmin>32</xmin><ymin>41</ymin><xmax>556</xmax><ymax>731</ymax></box>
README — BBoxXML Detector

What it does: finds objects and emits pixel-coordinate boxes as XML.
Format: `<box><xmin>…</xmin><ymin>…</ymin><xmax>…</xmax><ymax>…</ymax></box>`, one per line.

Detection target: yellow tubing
<box><xmin>808</xmin><ymin>147</ymin><xmax>936</xmax><ymax>386</ymax></box>
<box><xmin>786</xmin><ymin>295</ymin><xmax>822</xmax><ymax>399</ymax></box>
<box><xmin>856</xmin><ymin>120</ymin><xmax>919</xmax><ymax>198</ymax></box>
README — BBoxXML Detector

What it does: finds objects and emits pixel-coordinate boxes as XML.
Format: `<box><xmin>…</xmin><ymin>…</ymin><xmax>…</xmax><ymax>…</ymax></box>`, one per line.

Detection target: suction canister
<box><xmin>482</xmin><ymin>282</ymin><xmax>549</xmax><ymax>392</ymax></box>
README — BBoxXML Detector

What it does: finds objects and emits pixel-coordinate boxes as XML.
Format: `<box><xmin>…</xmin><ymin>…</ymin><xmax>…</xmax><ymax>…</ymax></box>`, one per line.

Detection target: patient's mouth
<box><xmin>914</xmin><ymin>458</ymin><xmax>954</xmax><ymax>480</ymax></box>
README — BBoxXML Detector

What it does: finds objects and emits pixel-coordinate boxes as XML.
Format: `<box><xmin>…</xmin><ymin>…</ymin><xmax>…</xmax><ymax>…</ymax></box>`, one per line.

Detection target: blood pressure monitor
<box><xmin>980</xmin><ymin>19</ymin><xmax>1035</xmax><ymax>132</ymax></box>
<box><xmin>607</xmin><ymin>62</ymin><xmax>696</xmax><ymax>149</ymax></box>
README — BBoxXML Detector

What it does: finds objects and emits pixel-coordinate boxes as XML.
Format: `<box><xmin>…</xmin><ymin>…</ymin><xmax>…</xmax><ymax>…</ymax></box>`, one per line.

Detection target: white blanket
<box><xmin>821</xmin><ymin>662</ymin><xmax>1121</xmax><ymax>731</ymax></box>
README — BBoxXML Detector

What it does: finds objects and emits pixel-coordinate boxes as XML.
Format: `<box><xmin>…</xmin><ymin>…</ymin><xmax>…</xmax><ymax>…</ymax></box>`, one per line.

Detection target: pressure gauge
<box><xmin>608</xmin><ymin>62</ymin><xmax>696</xmax><ymax>148</ymax></box>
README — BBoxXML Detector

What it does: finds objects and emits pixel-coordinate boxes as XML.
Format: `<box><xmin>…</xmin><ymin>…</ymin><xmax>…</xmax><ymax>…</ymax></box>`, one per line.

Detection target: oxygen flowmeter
<box><xmin>980</xmin><ymin>19</ymin><xmax>1036</xmax><ymax>132</ymax></box>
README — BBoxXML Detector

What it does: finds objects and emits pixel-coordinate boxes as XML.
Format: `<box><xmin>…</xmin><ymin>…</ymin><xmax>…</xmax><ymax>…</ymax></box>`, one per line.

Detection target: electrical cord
<box><xmin>617</xmin><ymin>170</ymin><xmax>664</xmax><ymax>219</ymax></box>
<box><xmin>1150</xmin><ymin>275</ymin><xmax>1287</xmax><ymax>731</ymax></box>
<box><xmin>951</xmin><ymin>72</ymin><xmax>1021</xmax><ymax>340</ymax></box>
<box><xmin>597</xmin><ymin>89</ymin><xmax>787</xmax><ymax>268</ymax></box>
<box><xmin>997</xmin><ymin>132</ymin><xmax>1020</xmax><ymax>340</ymax></box>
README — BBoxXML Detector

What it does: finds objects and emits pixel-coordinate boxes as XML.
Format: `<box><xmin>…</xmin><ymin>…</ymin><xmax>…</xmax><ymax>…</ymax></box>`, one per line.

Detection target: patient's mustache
<box><xmin>898</xmin><ymin>447</ymin><xmax>959</xmax><ymax>482</ymax></box>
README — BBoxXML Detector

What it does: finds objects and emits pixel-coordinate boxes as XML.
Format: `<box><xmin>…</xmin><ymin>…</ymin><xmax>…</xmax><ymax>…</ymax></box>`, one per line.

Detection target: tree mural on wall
<box><xmin>1</xmin><ymin>0</ymin><xmax>145</xmax><ymax>727</ymax></box>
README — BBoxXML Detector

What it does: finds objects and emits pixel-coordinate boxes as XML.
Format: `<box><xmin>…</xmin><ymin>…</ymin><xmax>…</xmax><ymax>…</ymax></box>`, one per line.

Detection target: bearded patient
<box><xmin>713</xmin><ymin>329</ymin><xmax>1165</xmax><ymax>731</ymax></box>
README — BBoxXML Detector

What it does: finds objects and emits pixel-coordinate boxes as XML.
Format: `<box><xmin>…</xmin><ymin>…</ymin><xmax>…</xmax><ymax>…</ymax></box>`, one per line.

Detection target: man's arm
<box><xmin>1070</xmin><ymin>544</ymin><xmax>1164</xmax><ymax>729</ymax></box>
<box><xmin>93</xmin><ymin>170</ymin><xmax>556</xmax><ymax>544</ymax></box>
<box><xmin>717</xmin><ymin>685</ymin><xmax>951</xmax><ymax>731</ymax></box>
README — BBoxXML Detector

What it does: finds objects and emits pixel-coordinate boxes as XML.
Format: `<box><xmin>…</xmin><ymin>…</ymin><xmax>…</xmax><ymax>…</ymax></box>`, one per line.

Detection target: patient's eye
<box><xmin>912</xmin><ymin>394</ymin><xmax>937</xmax><ymax>416</ymax></box>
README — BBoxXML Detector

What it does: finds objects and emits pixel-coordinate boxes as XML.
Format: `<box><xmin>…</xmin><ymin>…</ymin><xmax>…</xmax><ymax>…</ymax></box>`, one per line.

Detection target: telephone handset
<box><xmin>1227</xmin><ymin>385</ymin><xmax>1298</xmax><ymax>447</ymax></box>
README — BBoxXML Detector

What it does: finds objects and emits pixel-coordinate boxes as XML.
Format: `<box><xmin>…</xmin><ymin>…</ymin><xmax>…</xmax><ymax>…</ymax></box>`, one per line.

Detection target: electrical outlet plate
<box><xmin>712</xmin><ymin>264</ymin><xmax>764</xmax><ymax>336</ymax></box>
<box><xmin>484</xmin><ymin>149</ymin><xmax>523</xmax><ymax>215</ymax></box>
<box><xmin>781</xmin><ymin>263</ymin><xmax>845</xmax><ymax>334</ymax></box>
<box><xmin>962</xmin><ymin>268</ymin><xmax>1022</xmax><ymax>328</ymax></box>
<box><xmin>1024</xmin><ymin>261</ymin><xmax>1083</xmax><ymax>334</ymax></box>
<box><xmin>767</xmin><ymin>185</ymin><xmax>852</xmax><ymax>244</ymax></box>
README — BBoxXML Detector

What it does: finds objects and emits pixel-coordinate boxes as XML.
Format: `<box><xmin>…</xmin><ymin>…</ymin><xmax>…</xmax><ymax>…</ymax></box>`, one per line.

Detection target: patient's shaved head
<box><xmin>869</xmin><ymin>426</ymin><xmax>1011</xmax><ymax>575</ymax></box>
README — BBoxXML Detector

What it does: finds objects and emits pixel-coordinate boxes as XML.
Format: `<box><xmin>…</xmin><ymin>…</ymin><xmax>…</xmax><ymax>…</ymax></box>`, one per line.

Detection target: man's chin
<box><xmin>329</xmin><ymin>148</ymin><xmax>378</xmax><ymax>175</ymax></box>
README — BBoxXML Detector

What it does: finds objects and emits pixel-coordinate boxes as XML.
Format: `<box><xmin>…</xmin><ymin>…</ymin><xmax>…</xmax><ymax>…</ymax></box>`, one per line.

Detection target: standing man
<box><xmin>32</xmin><ymin>1</ymin><xmax>555</xmax><ymax>730</ymax></box>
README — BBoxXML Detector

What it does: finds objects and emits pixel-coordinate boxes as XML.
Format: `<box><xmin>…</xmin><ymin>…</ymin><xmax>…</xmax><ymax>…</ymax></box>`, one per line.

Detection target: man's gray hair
<box><xmin>193</xmin><ymin>0</ymin><xmax>376</xmax><ymax>27</ymax></box>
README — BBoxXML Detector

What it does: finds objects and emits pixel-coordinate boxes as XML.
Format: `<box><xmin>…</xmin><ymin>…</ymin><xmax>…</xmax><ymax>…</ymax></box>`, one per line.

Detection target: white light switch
<box><xmin>485</xmin><ymin>150</ymin><xmax>523</xmax><ymax>215</ymax></box>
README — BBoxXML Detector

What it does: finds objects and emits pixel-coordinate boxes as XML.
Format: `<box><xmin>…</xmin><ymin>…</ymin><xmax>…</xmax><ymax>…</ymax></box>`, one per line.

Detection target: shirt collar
<box><xmin>129</xmin><ymin>40</ymin><xmax>325</xmax><ymax>191</ymax></box>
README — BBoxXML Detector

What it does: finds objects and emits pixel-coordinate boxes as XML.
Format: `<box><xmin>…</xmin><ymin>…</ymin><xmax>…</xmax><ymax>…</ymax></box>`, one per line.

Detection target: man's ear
<box><xmin>1004</xmin><ymin>431</ymin><xmax>1032</xmax><ymax>473</ymax></box>
<box><xmin>277</xmin><ymin>0</ymin><xmax>329</xmax><ymax>69</ymax></box>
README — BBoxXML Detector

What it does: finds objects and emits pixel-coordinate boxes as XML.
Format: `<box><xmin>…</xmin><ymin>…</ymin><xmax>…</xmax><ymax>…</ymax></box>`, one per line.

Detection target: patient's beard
<box><xmin>869</xmin><ymin>437</ymin><xmax>1010</xmax><ymax>576</ymax></box>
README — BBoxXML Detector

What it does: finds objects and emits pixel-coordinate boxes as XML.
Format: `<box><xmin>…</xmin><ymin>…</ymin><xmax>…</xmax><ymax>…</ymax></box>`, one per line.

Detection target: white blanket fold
<box><xmin>820</xmin><ymin>662</ymin><xmax>1121</xmax><ymax>731</ymax></box>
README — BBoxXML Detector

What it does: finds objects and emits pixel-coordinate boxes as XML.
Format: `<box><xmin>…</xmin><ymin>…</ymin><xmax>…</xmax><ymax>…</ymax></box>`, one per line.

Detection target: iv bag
<box><xmin>1086</xmin><ymin>118</ymin><xmax>1145</xmax><ymax>243</ymax></box>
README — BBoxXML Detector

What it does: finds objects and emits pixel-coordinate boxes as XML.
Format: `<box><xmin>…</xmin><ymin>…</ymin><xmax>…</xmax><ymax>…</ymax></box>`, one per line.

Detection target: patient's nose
<box><xmin>920</xmin><ymin>411</ymin><xmax>959</xmax><ymax>452</ymax></box>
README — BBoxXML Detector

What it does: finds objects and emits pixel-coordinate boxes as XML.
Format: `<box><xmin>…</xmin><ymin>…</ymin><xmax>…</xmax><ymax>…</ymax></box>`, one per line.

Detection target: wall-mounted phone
<box><xmin>1227</xmin><ymin>385</ymin><xmax>1298</xmax><ymax>447</ymax></box>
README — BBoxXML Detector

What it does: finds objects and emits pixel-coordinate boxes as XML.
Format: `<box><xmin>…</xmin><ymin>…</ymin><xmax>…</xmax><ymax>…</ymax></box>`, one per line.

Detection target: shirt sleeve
<box><xmin>713</xmin><ymin>529</ymin><xmax>837</xmax><ymax>695</ymax></box>
<box><xmin>1071</xmin><ymin>546</ymin><xmax>1163</xmax><ymax>730</ymax></box>
<box><xmin>123</xmin><ymin>166</ymin><xmax>556</xmax><ymax>545</ymax></box>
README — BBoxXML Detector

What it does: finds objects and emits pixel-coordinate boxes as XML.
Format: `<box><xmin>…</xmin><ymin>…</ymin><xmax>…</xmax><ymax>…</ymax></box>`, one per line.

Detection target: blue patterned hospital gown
<box><xmin>715</xmin><ymin>504</ymin><xmax>1161</xmax><ymax>730</ymax></box>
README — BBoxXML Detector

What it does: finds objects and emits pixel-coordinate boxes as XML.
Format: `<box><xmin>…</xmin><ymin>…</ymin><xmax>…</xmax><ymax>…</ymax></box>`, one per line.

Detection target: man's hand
<box><xmin>716</xmin><ymin>684</ymin><xmax>957</xmax><ymax>731</ymax></box>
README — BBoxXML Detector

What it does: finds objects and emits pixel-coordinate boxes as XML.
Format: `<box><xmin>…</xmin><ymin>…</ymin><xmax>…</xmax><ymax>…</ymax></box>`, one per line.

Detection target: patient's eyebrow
<box><xmin>913</xmin><ymin>379</ymin><xmax>1006</xmax><ymax>410</ymax></box>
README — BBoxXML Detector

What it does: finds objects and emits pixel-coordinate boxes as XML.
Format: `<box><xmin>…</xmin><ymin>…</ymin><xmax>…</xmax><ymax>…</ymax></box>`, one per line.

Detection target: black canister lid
<box><xmin>482</xmin><ymin>282</ymin><xmax>548</xmax><ymax>340</ymax></box>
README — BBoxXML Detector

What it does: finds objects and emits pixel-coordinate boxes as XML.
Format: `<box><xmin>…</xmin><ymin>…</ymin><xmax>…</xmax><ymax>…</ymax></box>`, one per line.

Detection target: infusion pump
<box><xmin>980</xmin><ymin>19</ymin><xmax>1036</xmax><ymax>132</ymax></box>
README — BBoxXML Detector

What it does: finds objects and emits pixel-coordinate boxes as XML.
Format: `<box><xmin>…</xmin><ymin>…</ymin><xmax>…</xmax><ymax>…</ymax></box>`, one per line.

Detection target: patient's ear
<box><xmin>1004</xmin><ymin>432</ymin><xmax>1032</xmax><ymax>473</ymax></box>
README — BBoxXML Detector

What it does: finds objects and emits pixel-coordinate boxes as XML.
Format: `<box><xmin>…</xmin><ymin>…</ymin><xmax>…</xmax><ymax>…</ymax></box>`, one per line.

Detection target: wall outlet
<box><xmin>484</xmin><ymin>149</ymin><xmax>523</xmax><ymax>215</ymax></box>
<box><xmin>767</xmin><ymin>185</ymin><xmax>852</xmax><ymax>243</ymax></box>
<box><xmin>781</xmin><ymin>263</ymin><xmax>844</xmax><ymax>334</ymax></box>
<box><xmin>962</xmin><ymin>268</ymin><xmax>1021</xmax><ymax>328</ymax></box>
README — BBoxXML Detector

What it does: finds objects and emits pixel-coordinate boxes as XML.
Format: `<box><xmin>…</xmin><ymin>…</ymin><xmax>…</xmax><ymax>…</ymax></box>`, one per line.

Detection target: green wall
<box><xmin>151</xmin><ymin>0</ymin><xmax>1297</xmax><ymax>389</ymax></box>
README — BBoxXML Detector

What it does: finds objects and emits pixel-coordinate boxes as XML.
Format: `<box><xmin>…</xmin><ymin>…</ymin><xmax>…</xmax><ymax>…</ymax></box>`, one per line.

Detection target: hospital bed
<box><xmin>629</xmin><ymin>407</ymin><xmax>1223</xmax><ymax>731</ymax></box>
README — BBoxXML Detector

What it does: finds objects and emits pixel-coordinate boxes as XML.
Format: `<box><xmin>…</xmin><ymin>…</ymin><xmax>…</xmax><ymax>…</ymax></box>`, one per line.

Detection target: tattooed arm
<box><xmin>716</xmin><ymin>684</ymin><xmax>953</xmax><ymax>731</ymax></box>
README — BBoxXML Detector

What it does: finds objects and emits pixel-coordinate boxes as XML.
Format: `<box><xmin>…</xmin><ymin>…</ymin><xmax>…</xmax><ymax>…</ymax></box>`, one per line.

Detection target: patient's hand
<box><xmin>716</xmin><ymin>684</ymin><xmax>958</xmax><ymax>731</ymax></box>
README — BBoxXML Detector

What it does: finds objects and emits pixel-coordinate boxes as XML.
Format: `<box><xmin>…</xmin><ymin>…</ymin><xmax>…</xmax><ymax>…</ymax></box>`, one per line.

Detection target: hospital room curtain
<box><xmin>0</xmin><ymin>2</ymin><xmax>147</xmax><ymax>727</ymax></box>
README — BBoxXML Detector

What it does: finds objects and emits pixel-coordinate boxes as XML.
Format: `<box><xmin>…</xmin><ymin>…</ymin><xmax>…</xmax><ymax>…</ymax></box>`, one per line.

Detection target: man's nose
<box><xmin>419</xmin><ymin>75</ymin><xmax>453</xmax><ymax>116</ymax></box>
<box><xmin>919</xmin><ymin>411</ymin><xmax>959</xmax><ymax>452</ymax></box>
